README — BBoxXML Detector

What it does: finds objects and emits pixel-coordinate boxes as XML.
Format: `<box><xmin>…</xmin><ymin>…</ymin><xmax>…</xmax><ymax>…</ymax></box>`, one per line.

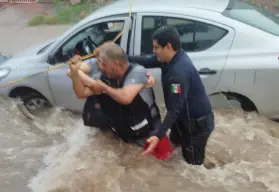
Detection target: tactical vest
<box><xmin>83</xmin><ymin>65</ymin><xmax>160</xmax><ymax>142</ymax></box>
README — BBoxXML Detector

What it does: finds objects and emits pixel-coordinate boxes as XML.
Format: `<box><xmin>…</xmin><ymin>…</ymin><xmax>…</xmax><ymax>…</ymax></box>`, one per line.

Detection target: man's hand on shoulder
<box><xmin>144</xmin><ymin>72</ymin><xmax>156</xmax><ymax>88</ymax></box>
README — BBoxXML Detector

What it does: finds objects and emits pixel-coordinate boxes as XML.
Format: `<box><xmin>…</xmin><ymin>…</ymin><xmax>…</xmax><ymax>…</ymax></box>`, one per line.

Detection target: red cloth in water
<box><xmin>143</xmin><ymin>136</ymin><xmax>173</xmax><ymax>160</ymax></box>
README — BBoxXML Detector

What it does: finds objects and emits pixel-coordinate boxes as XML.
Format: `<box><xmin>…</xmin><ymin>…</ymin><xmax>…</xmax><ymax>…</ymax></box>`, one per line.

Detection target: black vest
<box><xmin>83</xmin><ymin>65</ymin><xmax>160</xmax><ymax>142</ymax></box>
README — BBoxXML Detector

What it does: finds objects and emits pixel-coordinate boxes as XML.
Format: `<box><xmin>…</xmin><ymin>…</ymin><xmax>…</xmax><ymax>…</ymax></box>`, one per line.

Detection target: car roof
<box><xmin>57</xmin><ymin>0</ymin><xmax>230</xmax><ymax>46</ymax></box>
<box><xmin>93</xmin><ymin>0</ymin><xmax>230</xmax><ymax>16</ymax></box>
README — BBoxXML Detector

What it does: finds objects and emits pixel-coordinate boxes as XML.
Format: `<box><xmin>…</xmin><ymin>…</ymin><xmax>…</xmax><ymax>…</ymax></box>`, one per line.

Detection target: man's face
<box><xmin>152</xmin><ymin>40</ymin><xmax>169</xmax><ymax>63</ymax></box>
<box><xmin>97</xmin><ymin>54</ymin><xmax>120</xmax><ymax>79</ymax></box>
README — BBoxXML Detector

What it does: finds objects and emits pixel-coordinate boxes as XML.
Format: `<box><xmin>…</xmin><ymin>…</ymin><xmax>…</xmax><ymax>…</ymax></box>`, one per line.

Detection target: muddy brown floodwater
<box><xmin>0</xmin><ymin>96</ymin><xmax>279</xmax><ymax>192</ymax></box>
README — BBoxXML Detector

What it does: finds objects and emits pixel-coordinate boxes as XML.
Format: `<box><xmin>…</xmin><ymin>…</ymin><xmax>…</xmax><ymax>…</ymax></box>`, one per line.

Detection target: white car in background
<box><xmin>0</xmin><ymin>0</ymin><xmax>279</xmax><ymax>120</ymax></box>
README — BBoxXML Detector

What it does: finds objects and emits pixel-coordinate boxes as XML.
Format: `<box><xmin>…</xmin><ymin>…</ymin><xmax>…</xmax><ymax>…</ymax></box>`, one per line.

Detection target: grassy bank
<box><xmin>28</xmin><ymin>1</ymin><xmax>108</xmax><ymax>26</ymax></box>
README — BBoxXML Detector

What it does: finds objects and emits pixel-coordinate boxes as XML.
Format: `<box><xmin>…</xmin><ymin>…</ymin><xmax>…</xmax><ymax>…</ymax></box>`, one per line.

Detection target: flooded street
<box><xmin>0</xmin><ymin>97</ymin><xmax>279</xmax><ymax>192</ymax></box>
<box><xmin>1</xmin><ymin>3</ymin><xmax>279</xmax><ymax>192</ymax></box>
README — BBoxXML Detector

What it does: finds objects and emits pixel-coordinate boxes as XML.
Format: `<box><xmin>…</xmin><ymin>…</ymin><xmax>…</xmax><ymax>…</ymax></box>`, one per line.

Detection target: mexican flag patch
<box><xmin>171</xmin><ymin>84</ymin><xmax>181</xmax><ymax>94</ymax></box>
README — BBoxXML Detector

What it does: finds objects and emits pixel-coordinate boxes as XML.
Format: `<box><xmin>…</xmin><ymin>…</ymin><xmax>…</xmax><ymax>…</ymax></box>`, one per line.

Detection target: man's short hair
<box><xmin>95</xmin><ymin>42</ymin><xmax>128</xmax><ymax>66</ymax></box>
<box><xmin>152</xmin><ymin>25</ymin><xmax>181</xmax><ymax>51</ymax></box>
<box><xmin>94</xmin><ymin>41</ymin><xmax>114</xmax><ymax>57</ymax></box>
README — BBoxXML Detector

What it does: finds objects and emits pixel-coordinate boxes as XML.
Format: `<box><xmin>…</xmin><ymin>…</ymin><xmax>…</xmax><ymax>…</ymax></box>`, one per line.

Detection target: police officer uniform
<box><xmin>128</xmin><ymin>49</ymin><xmax>215</xmax><ymax>165</ymax></box>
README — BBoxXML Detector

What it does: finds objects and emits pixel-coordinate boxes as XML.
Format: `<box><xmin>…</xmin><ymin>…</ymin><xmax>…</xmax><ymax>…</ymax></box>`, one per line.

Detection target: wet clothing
<box><xmin>128</xmin><ymin>49</ymin><xmax>214</xmax><ymax>165</ymax></box>
<box><xmin>82</xmin><ymin>59</ymin><xmax>161</xmax><ymax>144</ymax></box>
<box><xmin>169</xmin><ymin>115</ymin><xmax>214</xmax><ymax>165</ymax></box>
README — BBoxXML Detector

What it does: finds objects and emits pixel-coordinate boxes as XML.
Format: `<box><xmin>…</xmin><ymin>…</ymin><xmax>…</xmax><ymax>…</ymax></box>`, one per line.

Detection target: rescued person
<box><xmin>67</xmin><ymin>43</ymin><xmax>164</xmax><ymax>147</ymax></box>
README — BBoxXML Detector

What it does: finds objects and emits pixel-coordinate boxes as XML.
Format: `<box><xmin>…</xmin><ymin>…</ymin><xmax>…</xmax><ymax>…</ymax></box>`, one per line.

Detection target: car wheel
<box><xmin>225</xmin><ymin>93</ymin><xmax>257</xmax><ymax>112</ymax></box>
<box><xmin>16</xmin><ymin>92</ymin><xmax>52</xmax><ymax>119</ymax></box>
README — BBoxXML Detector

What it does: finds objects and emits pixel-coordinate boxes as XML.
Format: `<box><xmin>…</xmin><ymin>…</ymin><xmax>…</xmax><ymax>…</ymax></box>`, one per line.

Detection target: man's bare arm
<box><xmin>67</xmin><ymin>71</ymin><xmax>92</xmax><ymax>99</ymax></box>
<box><xmin>67</xmin><ymin>62</ymin><xmax>91</xmax><ymax>77</ymax></box>
<box><xmin>100</xmin><ymin>82</ymin><xmax>144</xmax><ymax>105</ymax></box>
<box><xmin>66</xmin><ymin>59</ymin><xmax>92</xmax><ymax>98</ymax></box>
<box><xmin>77</xmin><ymin>70</ymin><xmax>103</xmax><ymax>95</ymax></box>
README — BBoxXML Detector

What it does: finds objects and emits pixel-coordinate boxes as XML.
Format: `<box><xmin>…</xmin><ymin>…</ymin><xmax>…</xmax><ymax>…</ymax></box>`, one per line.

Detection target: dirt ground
<box><xmin>0</xmin><ymin>4</ymin><xmax>71</xmax><ymax>56</ymax></box>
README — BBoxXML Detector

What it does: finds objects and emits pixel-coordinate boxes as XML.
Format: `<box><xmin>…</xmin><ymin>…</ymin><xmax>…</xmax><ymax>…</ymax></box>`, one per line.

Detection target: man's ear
<box><xmin>166</xmin><ymin>42</ymin><xmax>173</xmax><ymax>50</ymax></box>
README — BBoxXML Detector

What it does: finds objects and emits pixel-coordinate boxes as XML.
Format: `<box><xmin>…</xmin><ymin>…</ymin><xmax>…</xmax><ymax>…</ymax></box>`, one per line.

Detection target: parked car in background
<box><xmin>0</xmin><ymin>0</ymin><xmax>279</xmax><ymax>120</ymax></box>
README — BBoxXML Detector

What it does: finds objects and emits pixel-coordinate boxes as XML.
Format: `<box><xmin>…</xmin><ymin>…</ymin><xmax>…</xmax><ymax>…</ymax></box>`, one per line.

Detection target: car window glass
<box><xmin>222</xmin><ymin>0</ymin><xmax>279</xmax><ymax>36</ymax></box>
<box><xmin>141</xmin><ymin>16</ymin><xmax>228</xmax><ymax>54</ymax></box>
<box><xmin>166</xmin><ymin>17</ymin><xmax>195</xmax><ymax>51</ymax></box>
<box><xmin>54</xmin><ymin>20</ymin><xmax>125</xmax><ymax>63</ymax></box>
<box><xmin>194</xmin><ymin>22</ymin><xmax>228</xmax><ymax>51</ymax></box>
<box><xmin>140</xmin><ymin>16</ymin><xmax>166</xmax><ymax>54</ymax></box>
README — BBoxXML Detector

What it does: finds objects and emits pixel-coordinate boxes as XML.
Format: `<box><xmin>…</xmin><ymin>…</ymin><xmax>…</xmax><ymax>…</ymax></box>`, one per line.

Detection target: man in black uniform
<box><xmin>67</xmin><ymin>43</ymin><xmax>162</xmax><ymax>146</ymax></box>
<box><xmin>129</xmin><ymin>26</ymin><xmax>215</xmax><ymax>165</ymax></box>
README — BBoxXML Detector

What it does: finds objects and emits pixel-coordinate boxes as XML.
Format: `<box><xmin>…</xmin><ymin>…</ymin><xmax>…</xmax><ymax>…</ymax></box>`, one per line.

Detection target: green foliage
<box><xmin>28</xmin><ymin>15</ymin><xmax>45</xmax><ymax>26</ymax></box>
<box><xmin>28</xmin><ymin>1</ymin><xmax>108</xmax><ymax>26</ymax></box>
<box><xmin>28</xmin><ymin>15</ymin><xmax>60</xmax><ymax>26</ymax></box>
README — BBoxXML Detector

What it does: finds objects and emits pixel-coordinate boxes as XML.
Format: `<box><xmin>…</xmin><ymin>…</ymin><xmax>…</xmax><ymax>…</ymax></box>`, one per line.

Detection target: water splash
<box><xmin>0</xmin><ymin>97</ymin><xmax>279</xmax><ymax>192</ymax></box>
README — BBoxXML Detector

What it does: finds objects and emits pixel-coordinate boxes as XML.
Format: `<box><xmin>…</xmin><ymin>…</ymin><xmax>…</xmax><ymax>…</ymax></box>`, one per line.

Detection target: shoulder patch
<box><xmin>171</xmin><ymin>83</ymin><xmax>181</xmax><ymax>94</ymax></box>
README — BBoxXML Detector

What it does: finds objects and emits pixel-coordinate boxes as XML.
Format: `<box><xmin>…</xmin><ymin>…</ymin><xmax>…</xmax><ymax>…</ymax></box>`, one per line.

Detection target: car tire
<box><xmin>225</xmin><ymin>93</ymin><xmax>257</xmax><ymax>112</ymax></box>
<box><xmin>10</xmin><ymin>88</ymin><xmax>53</xmax><ymax>119</ymax></box>
<box><xmin>21</xmin><ymin>92</ymin><xmax>51</xmax><ymax>113</ymax></box>
<box><xmin>11</xmin><ymin>92</ymin><xmax>52</xmax><ymax>120</ymax></box>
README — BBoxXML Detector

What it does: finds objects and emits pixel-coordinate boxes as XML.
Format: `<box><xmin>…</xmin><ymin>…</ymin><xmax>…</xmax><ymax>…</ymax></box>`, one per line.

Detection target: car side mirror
<box><xmin>48</xmin><ymin>54</ymin><xmax>55</xmax><ymax>64</ymax></box>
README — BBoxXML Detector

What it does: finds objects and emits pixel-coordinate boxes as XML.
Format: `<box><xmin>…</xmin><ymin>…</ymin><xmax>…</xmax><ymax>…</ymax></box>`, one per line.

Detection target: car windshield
<box><xmin>222</xmin><ymin>0</ymin><xmax>279</xmax><ymax>36</ymax></box>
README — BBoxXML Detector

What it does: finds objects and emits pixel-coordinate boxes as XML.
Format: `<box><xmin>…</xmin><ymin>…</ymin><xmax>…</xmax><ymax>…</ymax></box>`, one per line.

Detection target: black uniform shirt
<box><xmin>129</xmin><ymin>49</ymin><xmax>212</xmax><ymax>139</ymax></box>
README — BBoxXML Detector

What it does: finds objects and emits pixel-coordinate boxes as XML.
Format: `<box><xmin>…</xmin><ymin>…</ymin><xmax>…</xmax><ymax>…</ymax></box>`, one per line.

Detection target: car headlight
<box><xmin>0</xmin><ymin>67</ymin><xmax>11</xmax><ymax>81</ymax></box>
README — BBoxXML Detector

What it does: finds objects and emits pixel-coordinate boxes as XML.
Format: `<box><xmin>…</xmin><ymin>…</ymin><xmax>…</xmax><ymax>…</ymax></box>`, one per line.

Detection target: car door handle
<box><xmin>199</xmin><ymin>68</ymin><xmax>217</xmax><ymax>75</ymax></box>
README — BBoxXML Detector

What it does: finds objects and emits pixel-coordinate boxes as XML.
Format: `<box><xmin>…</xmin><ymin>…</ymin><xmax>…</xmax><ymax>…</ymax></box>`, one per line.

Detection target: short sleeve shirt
<box><xmin>84</xmin><ymin>58</ymin><xmax>148</xmax><ymax>85</ymax></box>
<box><xmin>124</xmin><ymin>64</ymin><xmax>148</xmax><ymax>85</ymax></box>
<box><xmin>84</xmin><ymin>58</ymin><xmax>157</xmax><ymax>117</ymax></box>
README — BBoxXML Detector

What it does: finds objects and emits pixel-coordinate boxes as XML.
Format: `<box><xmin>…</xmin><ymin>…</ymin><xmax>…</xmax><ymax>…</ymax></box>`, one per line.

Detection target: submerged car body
<box><xmin>0</xmin><ymin>0</ymin><xmax>279</xmax><ymax>119</ymax></box>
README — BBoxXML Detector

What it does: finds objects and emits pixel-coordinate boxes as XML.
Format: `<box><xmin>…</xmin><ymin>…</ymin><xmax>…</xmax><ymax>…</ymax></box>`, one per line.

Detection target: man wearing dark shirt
<box><xmin>129</xmin><ymin>25</ymin><xmax>215</xmax><ymax>165</ymax></box>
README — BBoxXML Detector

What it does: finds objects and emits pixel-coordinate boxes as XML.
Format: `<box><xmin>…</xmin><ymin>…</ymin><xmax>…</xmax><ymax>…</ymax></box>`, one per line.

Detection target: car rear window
<box><xmin>222</xmin><ymin>0</ymin><xmax>279</xmax><ymax>36</ymax></box>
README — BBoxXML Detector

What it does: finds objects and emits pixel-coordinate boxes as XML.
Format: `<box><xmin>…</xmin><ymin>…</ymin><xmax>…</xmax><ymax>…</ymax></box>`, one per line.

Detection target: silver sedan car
<box><xmin>0</xmin><ymin>0</ymin><xmax>279</xmax><ymax>120</ymax></box>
